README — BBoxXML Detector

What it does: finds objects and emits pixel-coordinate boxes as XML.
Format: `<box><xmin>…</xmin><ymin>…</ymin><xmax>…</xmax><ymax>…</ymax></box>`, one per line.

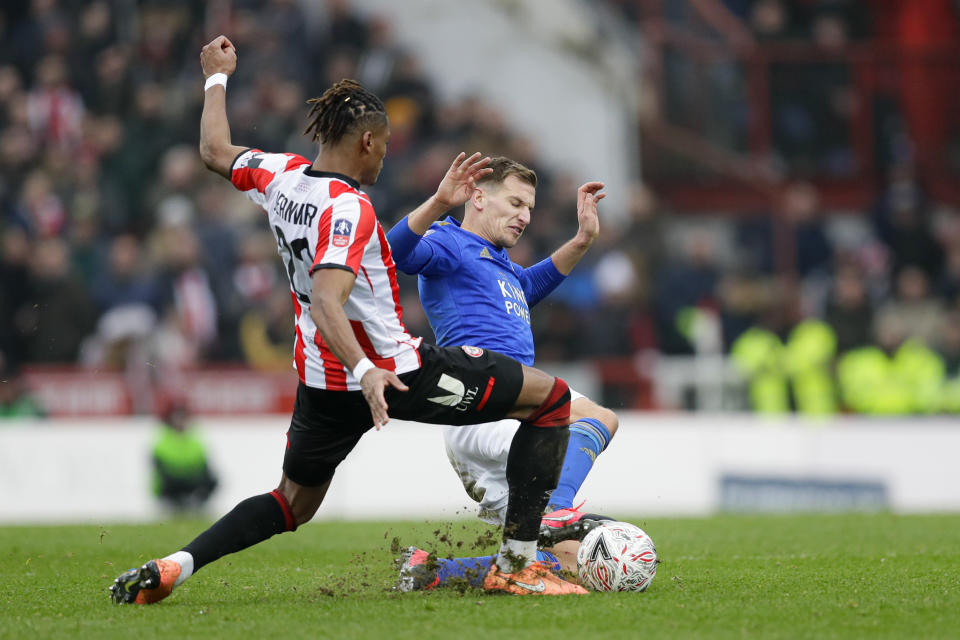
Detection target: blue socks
<box><xmin>437</xmin><ymin>555</ymin><xmax>491</xmax><ymax>587</ymax></box>
<box><xmin>547</xmin><ymin>418</ymin><xmax>612</xmax><ymax>510</ymax></box>
<box><xmin>434</xmin><ymin>550</ymin><xmax>561</xmax><ymax>588</ymax></box>
<box><xmin>536</xmin><ymin>549</ymin><xmax>562</xmax><ymax>573</ymax></box>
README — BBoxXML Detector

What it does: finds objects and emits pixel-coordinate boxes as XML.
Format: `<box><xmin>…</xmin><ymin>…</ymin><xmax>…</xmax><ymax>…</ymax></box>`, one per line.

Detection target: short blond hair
<box><xmin>476</xmin><ymin>156</ymin><xmax>537</xmax><ymax>189</ymax></box>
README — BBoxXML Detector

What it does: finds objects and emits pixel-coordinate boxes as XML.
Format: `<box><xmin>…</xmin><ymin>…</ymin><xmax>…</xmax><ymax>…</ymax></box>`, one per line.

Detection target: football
<box><xmin>576</xmin><ymin>521</ymin><xmax>658</xmax><ymax>592</ymax></box>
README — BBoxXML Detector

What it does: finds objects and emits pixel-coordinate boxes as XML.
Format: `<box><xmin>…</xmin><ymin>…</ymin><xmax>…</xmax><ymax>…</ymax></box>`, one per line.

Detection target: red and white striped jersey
<box><xmin>230</xmin><ymin>148</ymin><xmax>422</xmax><ymax>390</ymax></box>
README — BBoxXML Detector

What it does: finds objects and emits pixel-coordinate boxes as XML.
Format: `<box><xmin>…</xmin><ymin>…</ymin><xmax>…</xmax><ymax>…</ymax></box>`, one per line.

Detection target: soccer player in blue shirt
<box><xmin>387</xmin><ymin>156</ymin><xmax>617</xmax><ymax>589</ymax></box>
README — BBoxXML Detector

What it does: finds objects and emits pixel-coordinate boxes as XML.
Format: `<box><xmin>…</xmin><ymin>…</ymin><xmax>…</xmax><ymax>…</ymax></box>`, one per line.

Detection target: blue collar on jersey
<box><xmin>439</xmin><ymin>216</ymin><xmax>508</xmax><ymax>254</ymax></box>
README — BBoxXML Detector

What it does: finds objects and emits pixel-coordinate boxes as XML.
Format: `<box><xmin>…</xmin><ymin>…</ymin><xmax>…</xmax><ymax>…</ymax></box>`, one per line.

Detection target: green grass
<box><xmin>1</xmin><ymin>513</ymin><xmax>958</xmax><ymax>639</ymax></box>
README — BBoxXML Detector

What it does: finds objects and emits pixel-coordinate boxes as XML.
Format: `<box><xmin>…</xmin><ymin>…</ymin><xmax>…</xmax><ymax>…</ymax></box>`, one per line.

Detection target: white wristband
<box><xmin>204</xmin><ymin>73</ymin><xmax>228</xmax><ymax>91</ymax></box>
<box><xmin>352</xmin><ymin>357</ymin><xmax>376</xmax><ymax>382</ymax></box>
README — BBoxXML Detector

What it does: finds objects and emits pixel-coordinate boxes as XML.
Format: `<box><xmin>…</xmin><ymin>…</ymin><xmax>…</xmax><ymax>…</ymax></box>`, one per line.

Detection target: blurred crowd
<box><xmin>0</xmin><ymin>0</ymin><xmax>551</xmax><ymax>379</ymax></box>
<box><xmin>1</xmin><ymin>0</ymin><xmax>959</xmax><ymax>415</ymax></box>
<box><xmin>621</xmin><ymin>0</ymin><xmax>960</xmax><ymax>179</ymax></box>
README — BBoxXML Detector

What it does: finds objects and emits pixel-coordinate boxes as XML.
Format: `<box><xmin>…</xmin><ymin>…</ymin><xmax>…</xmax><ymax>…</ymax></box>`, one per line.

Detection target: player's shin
<box><xmin>548</xmin><ymin>417</ymin><xmax>613</xmax><ymax>510</ymax></box>
<box><xmin>181</xmin><ymin>490</ymin><xmax>297</xmax><ymax>573</ymax></box>
<box><xmin>499</xmin><ymin>421</ymin><xmax>570</xmax><ymax>573</ymax></box>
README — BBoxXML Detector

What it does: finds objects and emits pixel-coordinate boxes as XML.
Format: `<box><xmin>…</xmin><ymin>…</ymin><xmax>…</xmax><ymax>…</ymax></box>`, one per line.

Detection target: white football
<box><xmin>576</xmin><ymin>521</ymin><xmax>658</xmax><ymax>592</ymax></box>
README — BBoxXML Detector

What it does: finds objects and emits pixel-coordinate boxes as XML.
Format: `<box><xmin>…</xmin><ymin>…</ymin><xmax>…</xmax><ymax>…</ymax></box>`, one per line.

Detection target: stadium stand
<box><xmin>1</xmin><ymin>0</ymin><xmax>959</xmax><ymax>414</ymax></box>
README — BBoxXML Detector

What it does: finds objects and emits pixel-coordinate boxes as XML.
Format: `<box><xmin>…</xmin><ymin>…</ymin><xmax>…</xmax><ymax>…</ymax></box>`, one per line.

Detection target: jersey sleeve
<box><xmin>514</xmin><ymin>257</ymin><xmax>566</xmax><ymax>307</ymax></box>
<box><xmin>310</xmin><ymin>193</ymin><xmax>377</xmax><ymax>276</ymax></box>
<box><xmin>386</xmin><ymin>217</ymin><xmax>462</xmax><ymax>276</ymax></box>
<box><xmin>386</xmin><ymin>218</ymin><xmax>462</xmax><ymax>276</ymax></box>
<box><xmin>229</xmin><ymin>148</ymin><xmax>311</xmax><ymax>207</ymax></box>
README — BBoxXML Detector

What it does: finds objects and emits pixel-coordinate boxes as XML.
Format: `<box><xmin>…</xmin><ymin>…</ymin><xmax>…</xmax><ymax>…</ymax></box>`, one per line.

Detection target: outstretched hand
<box><xmin>360</xmin><ymin>367</ymin><xmax>409</xmax><ymax>430</ymax></box>
<box><xmin>434</xmin><ymin>152</ymin><xmax>493</xmax><ymax>209</ymax></box>
<box><xmin>575</xmin><ymin>181</ymin><xmax>606</xmax><ymax>242</ymax></box>
<box><xmin>200</xmin><ymin>35</ymin><xmax>238</xmax><ymax>78</ymax></box>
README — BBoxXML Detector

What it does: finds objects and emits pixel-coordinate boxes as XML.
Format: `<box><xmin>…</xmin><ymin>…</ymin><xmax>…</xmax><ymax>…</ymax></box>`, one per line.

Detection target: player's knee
<box><xmin>573</xmin><ymin>398</ymin><xmax>619</xmax><ymax>436</ymax></box>
<box><xmin>596</xmin><ymin>406</ymin><xmax>619</xmax><ymax>436</ymax></box>
<box><xmin>526</xmin><ymin>377</ymin><xmax>571</xmax><ymax>428</ymax></box>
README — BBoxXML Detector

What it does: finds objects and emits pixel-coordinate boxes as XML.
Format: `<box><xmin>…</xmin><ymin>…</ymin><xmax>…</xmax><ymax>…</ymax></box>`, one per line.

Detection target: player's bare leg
<box><xmin>275</xmin><ymin>473</ymin><xmax>331</xmax><ymax>526</ymax></box>
<box><xmin>544</xmin><ymin>540</ymin><xmax>580</xmax><ymax>575</ymax></box>
<box><xmin>503</xmin><ymin>365</ymin><xmax>558</xmax><ymax>420</ymax></box>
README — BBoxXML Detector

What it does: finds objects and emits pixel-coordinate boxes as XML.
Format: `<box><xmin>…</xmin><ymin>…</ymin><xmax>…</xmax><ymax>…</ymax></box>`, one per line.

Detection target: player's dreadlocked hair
<box><xmin>303</xmin><ymin>79</ymin><xmax>387</xmax><ymax>146</ymax></box>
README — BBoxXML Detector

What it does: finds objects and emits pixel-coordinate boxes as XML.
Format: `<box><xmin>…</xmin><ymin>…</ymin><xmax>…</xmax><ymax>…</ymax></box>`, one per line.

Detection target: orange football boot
<box><xmin>109</xmin><ymin>559</ymin><xmax>181</xmax><ymax>604</ymax></box>
<box><xmin>483</xmin><ymin>561</ymin><xmax>587</xmax><ymax>595</ymax></box>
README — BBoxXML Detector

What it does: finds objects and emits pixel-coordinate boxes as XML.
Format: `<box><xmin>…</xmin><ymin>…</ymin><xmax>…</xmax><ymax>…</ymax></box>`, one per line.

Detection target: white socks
<box><xmin>163</xmin><ymin>550</ymin><xmax>195</xmax><ymax>587</ymax></box>
<box><xmin>496</xmin><ymin>539</ymin><xmax>537</xmax><ymax>573</ymax></box>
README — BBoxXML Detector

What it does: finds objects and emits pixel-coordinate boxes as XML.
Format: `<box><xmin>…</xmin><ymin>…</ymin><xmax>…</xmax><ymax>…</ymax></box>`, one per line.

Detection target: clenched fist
<box><xmin>200</xmin><ymin>35</ymin><xmax>237</xmax><ymax>78</ymax></box>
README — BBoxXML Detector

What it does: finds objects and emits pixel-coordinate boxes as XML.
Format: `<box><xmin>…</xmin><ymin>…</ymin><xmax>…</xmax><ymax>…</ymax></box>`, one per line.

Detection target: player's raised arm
<box><xmin>403</xmin><ymin>152</ymin><xmax>493</xmax><ymax>235</ymax></box>
<box><xmin>550</xmin><ymin>181</ymin><xmax>606</xmax><ymax>275</ymax></box>
<box><xmin>198</xmin><ymin>35</ymin><xmax>247</xmax><ymax>178</ymax></box>
<box><xmin>387</xmin><ymin>152</ymin><xmax>491</xmax><ymax>270</ymax></box>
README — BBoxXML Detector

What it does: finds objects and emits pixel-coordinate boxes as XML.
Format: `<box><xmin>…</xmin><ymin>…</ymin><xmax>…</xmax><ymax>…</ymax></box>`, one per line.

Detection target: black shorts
<box><xmin>283</xmin><ymin>343</ymin><xmax>523</xmax><ymax>486</ymax></box>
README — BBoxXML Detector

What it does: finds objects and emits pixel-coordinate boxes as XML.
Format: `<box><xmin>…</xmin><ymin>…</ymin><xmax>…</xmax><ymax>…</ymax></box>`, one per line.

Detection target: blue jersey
<box><xmin>387</xmin><ymin>216</ymin><xmax>565</xmax><ymax>365</ymax></box>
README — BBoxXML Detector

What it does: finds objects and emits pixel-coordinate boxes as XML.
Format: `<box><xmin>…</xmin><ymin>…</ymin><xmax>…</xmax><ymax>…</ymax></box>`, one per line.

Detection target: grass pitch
<box><xmin>1</xmin><ymin>513</ymin><xmax>958</xmax><ymax>639</ymax></box>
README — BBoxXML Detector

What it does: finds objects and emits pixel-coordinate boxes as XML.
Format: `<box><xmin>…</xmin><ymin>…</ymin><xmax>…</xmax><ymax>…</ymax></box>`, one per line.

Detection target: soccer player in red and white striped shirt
<box><xmin>109</xmin><ymin>35</ymin><xmax>586</xmax><ymax>603</ymax></box>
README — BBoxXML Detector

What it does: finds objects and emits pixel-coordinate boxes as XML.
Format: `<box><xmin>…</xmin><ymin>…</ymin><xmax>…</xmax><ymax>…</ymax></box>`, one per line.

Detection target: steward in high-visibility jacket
<box><xmin>783</xmin><ymin>319</ymin><xmax>837</xmax><ymax>416</ymax></box>
<box><xmin>730</xmin><ymin>319</ymin><xmax>837</xmax><ymax>415</ymax></box>
<box><xmin>731</xmin><ymin>326</ymin><xmax>789</xmax><ymax>413</ymax></box>
<box><xmin>152</xmin><ymin>396</ymin><xmax>218</xmax><ymax>510</ymax></box>
<box><xmin>836</xmin><ymin>339</ymin><xmax>945</xmax><ymax>414</ymax></box>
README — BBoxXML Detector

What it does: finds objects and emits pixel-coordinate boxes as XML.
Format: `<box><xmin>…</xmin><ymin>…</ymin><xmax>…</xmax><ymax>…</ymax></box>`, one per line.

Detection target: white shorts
<box><xmin>443</xmin><ymin>388</ymin><xmax>585</xmax><ymax>525</ymax></box>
